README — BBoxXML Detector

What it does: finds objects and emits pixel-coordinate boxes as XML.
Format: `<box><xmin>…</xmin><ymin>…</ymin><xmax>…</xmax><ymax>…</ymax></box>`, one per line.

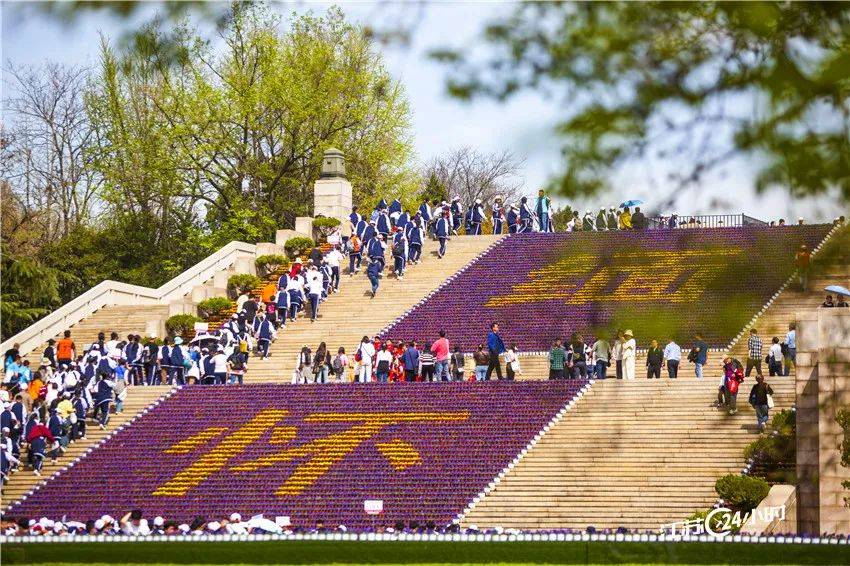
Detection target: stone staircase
<box><xmin>243</xmin><ymin>235</ymin><xmax>503</xmax><ymax>383</ymax></box>
<box><xmin>460</xmin><ymin>263</ymin><xmax>847</xmax><ymax>531</ymax></box>
<box><xmin>21</xmin><ymin>305</ymin><xmax>170</xmax><ymax>364</ymax></box>
<box><xmin>1</xmin><ymin>385</ymin><xmax>172</xmax><ymax>510</ymax></box>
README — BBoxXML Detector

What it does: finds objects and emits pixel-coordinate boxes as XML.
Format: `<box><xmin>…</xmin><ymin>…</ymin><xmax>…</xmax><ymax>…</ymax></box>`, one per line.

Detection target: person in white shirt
<box><xmin>104</xmin><ymin>332</ymin><xmax>120</xmax><ymax>353</ymax></box>
<box><xmin>324</xmin><ymin>246</ymin><xmax>344</xmax><ymax>291</ymax></box>
<box><xmin>504</xmin><ymin>344</ymin><xmax>522</xmax><ymax>380</ymax></box>
<box><xmin>305</xmin><ymin>266</ymin><xmax>324</xmax><ymax>322</ymax></box>
<box><xmin>355</xmin><ymin>336</ymin><xmax>376</xmax><ymax>383</ymax></box>
<box><xmin>663</xmin><ymin>339</ymin><xmax>682</xmax><ymax>379</ymax></box>
<box><xmin>120</xmin><ymin>510</ymin><xmax>151</xmax><ymax>536</ymax></box>
<box><xmin>621</xmin><ymin>330</ymin><xmax>636</xmax><ymax>380</ymax></box>
<box><xmin>612</xmin><ymin>331</ymin><xmax>624</xmax><ymax>379</ymax></box>
<box><xmin>211</xmin><ymin>349</ymin><xmax>228</xmax><ymax>385</ymax></box>
<box><xmin>375</xmin><ymin>345</ymin><xmax>393</xmax><ymax>383</ymax></box>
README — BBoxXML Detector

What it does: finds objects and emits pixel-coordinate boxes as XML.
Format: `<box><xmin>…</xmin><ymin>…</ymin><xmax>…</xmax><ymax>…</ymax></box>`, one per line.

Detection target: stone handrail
<box><xmin>1</xmin><ymin>241</ymin><xmax>256</xmax><ymax>356</ymax></box>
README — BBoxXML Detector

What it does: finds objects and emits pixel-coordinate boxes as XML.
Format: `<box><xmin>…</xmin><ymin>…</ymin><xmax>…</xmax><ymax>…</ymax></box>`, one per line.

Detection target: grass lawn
<box><xmin>3</xmin><ymin>540</ymin><xmax>849</xmax><ymax>565</ymax></box>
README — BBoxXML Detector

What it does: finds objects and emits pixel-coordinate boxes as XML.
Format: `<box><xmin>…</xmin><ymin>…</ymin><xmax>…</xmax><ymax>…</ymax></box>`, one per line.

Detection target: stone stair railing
<box><xmin>1</xmin><ymin>241</ymin><xmax>257</xmax><ymax>356</ymax></box>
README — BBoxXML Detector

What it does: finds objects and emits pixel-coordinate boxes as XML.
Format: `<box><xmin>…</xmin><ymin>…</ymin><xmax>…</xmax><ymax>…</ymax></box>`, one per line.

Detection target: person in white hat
<box><xmin>621</xmin><ymin>330</ymin><xmax>636</xmax><ymax>380</ymax></box>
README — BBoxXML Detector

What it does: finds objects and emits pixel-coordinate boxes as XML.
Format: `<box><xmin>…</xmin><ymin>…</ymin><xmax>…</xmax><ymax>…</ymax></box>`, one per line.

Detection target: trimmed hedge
<box><xmin>227</xmin><ymin>273</ymin><xmax>262</xmax><ymax>296</ymax></box>
<box><xmin>197</xmin><ymin>297</ymin><xmax>233</xmax><ymax>318</ymax></box>
<box><xmin>715</xmin><ymin>474</ymin><xmax>770</xmax><ymax>512</ymax></box>
<box><xmin>744</xmin><ymin>409</ymin><xmax>796</xmax><ymax>484</ymax></box>
<box><xmin>284</xmin><ymin>236</ymin><xmax>315</xmax><ymax>258</ymax></box>
<box><xmin>312</xmin><ymin>216</ymin><xmax>341</xmax><ymax>228</ymax></box>
<box><xmin>164</xmin><ymin>314</ymin><xmax>202</xmax><ymax>337</ymax></box>
<box><xmin>255</xmin><ymin>254</ymin><xmax>290</xmax><ymax>277</ymax></box>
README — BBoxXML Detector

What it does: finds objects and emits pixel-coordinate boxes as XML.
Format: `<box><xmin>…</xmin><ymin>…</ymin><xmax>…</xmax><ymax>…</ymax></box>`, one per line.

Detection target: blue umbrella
<box><xmin>825</xmin><ymin>285</ymin><xmax>850</xmax><ymax>297</ymax></box>
<box><xmin>620</xmin><ymin>199</ymin><xmax>644</xmax><ymax>208</ymax></box>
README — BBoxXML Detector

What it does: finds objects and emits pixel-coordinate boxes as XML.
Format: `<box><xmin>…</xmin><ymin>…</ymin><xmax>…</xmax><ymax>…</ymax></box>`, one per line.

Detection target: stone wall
<box><xmin>796</xmin><ymin>308</ymin><xmax>850</xmax><ymax>535</ymax></box>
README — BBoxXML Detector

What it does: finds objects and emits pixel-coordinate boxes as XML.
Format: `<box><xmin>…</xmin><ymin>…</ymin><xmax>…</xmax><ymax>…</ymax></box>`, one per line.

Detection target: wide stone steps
<box><xmin>22</xmin><ymin>305</ymin><xmax>171</xmax><ymax>363</ymax></box>
<box><xmin>243</xmin><ymin>236</ymin><xmax>503</xmax><ymax>382</ymax></box>
<box><xmin>460</xmin><ymin>265</ymin><xmax>813</xmax><ymax>531</ymax></box>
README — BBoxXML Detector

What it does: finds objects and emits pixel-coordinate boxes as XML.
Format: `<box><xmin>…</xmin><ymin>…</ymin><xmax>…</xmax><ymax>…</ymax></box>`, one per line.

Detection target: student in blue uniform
<box><xmin>256</xmin><ymin>314</ymin><xmax>275</xmax><ymax>359</ymax></box>
<box><xmin>388</xmin><ymin>198</ymin><xmax>402</xmax><ymax>221</ymax></box>
<box><xmin>435</xmin><ymin>212</ymin><xmax>451</xmax><ymax>258</ymax></box>
<box><xmin>70</xmin><ymin>390</ymin><xmax>87</xmax><ymax>441</ymax></box>
<box><xmin>169</xmin><ymin>337</ymin><xmax>186</xmax><ymax>385</ymax></box>
<box><xmin>376</xmin><ymin>208</ymin><xmax>392</xmax><ymax>237</ymax></box>
<box><xmin>91</xmin><ymin>373</ymin><xmax>115</xmax><ymax>429</ymax></box>
<box><xmin>286</xmin><ymin>276</ymin><xmax>304</xmax><ymax>322</ymax></box>
<box><xmin>25</xmin><ymin>414</ymin><xmax>55</xmax><ymax>476</ymax></box>
<box><xmin>506</xmin><ymin>205</ymin><xmax>519</xmax><ymax>234</ymax></box>
<box><xmin>463</xmin><ymin>207</ymin><xmax>474</xmax><ymax>234</ymax></box>
<box><xmin>366</xmin><ymin>260</ymin><xmax>381</xmax><ymax>298</ymax></box>
<box><xmin>0</xmin><ymin>405</ymin><xmax>17</xmax><ymax>463</ymax></box>
<box><xmin>450</xmin><ymin>197</ymin><xmax>463</xmax><ymax>235</ymax></box>
<box><xmin>492</xmin><ymin>197</ymin><xmax>505</xmax><ymax>234</ymax></box>
<box><xmin>470</xmin><ymin>199</ymin><xmax>485</xmax><ymax>235</ymax></box>
<box><xmin>392</xmin><ymin>229</ymin><xmax>408</xmax><ymax>279</ymax></box>
<box><xmin>368</xmin><ymin>234</ymin><xmax>386</xmax><ymax>271</ymax></box>
<box><xmin>406</xmin><ymin>217</ymin><xmax>424</xmax><ymax>264</ymax></box>
<box><xmin>348</xmin><ymin>206</ymin><xmax>362</xmax><ymax>234</ymax></box>
<box><xmin>418</xmin><ymin>201</ymin><xmax>431</xmax><ymax>230</ymax></box>
<box><xmin>274</xmin><ymin>288</ymin><xmax>290</xmax><ymax>329</ymax></box>
<box><xmin>9</xmin><ymin>395</ymin><xmax>24</xmax><ymax>456</ymax></box>
<box><xmin>396</xmin><ymin>210</ymin><xmax>411</xmax><ymax>232</ymax></box>
<box><xmin>47</xmin><ymin>408</ymin><xmax>66</xmax><ymax>462</ymax></box>
<box><xmin>355</xmin><ymin>217</ymin><xmax>368</xmax><ymax>240</ymax></box>
<box><xmin>362</xmin><ymin>220</ymin><xmax>378</xmax><ymax>248</ymax></box>
<box><xmin>519</xmin><ymin>197</ymin><xmax>534</xmax><ymax>233</ymax></box>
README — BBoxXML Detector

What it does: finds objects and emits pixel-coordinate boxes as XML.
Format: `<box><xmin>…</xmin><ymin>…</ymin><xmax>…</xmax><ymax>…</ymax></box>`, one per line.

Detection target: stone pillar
<box><xmin>796</xmin><ymin>308</ymin><xmax>850</xmax><ymax>535</ymax></box>
<box><xmin>313</xmin><ymin>147</ymin><xmax>352</xmax><ymax>224</ymax></box>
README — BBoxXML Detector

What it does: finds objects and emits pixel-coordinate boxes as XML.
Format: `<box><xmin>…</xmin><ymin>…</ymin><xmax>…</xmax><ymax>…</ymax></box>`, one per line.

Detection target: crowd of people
<box><xmin>0</xmin><ymin>510</ymin><xmax>468</xmax><ymax>537</ymax></box>
<box><xmin>290</xmin><ymin>324</ymin><xmax>513</xmax><ymax>384</ymax></box>
<box><xmin>540</xmin><ymin>326</ymin><xmax>797</xmax><ymax>432</ymax></box>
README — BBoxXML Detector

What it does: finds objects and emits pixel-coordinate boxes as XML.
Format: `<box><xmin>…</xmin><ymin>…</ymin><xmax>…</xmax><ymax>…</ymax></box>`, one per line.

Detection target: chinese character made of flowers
<box><xmin>485</xmin><ymin>249</ymin><xmax>742</xmax><ymax>307</ymax></box>
<box><xmin>152</xmin><ymin>409</ymin><xmax>470</xmax><ymax>497</ymax></box>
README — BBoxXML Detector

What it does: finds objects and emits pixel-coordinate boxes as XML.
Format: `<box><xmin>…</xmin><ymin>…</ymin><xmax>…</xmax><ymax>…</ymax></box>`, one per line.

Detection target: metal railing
<box><xmin>647</xmin><ymin>214</ymin><xmax>768</xmax><ymax>229</ymax></box>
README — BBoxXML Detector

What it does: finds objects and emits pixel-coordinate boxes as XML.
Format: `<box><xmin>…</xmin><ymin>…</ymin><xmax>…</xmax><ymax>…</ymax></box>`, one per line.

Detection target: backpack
<box><xmin>239</xmin><ymin>339</ymin><xmax>248</xmax><ymax>354</ymax></box>
<box><xmin>354</xmin><ymin>345</ymin><xmax>362</xmax><ymax>363</ymax></box>
<box><xmin>392</xmin><ymin>241</ymin><xmax>404</xmax><ymax>257</ymax></box>
<box><xmin>687</xmin><ymin>348</ymin><xmax>699</xmax><ymax>363</ymax></box>
<box><xmin>351</xmin><ymin>237</ymin><xmax>361</xmax><ymax>253</ymax></box>
<box><xmin>332</xmin><ymin>356</ymin><xmax>344</xmax><ymax>374</ymax></box>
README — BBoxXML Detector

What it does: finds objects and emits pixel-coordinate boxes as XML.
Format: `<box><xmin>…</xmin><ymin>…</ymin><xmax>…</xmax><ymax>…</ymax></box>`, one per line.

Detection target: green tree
<box><xmin>420</xmin><ymin>171</ymin><xmax>448</xmax><ymax>204</ymax></box>
<box><xmin>93</xmin><ymin>3</ymin><xmax>417</xmax><ymax>235</ymax></box>
<box><xmin>435</xmin><ymin>2</ymin><xmax>850</xmax><ymax>204</ymax></box>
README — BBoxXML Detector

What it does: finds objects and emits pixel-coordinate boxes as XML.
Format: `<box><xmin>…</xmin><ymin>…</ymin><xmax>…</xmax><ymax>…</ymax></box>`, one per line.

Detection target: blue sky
<box><xmin>2</xmin><ymin>1</ymin><xmax>841</xmax><ymax>221</ymax></box>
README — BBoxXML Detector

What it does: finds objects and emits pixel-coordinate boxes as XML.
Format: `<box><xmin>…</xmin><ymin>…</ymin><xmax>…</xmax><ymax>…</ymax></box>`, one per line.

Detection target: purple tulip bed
<box><xmin>8</xmin><ymin>381</ymin><xmax>582</xmax><ymax>528</ymax></box>
<box><xmin>381</xmin><ymin>225</ymin><xmax>832</xmax><ymax>351</ymax></box>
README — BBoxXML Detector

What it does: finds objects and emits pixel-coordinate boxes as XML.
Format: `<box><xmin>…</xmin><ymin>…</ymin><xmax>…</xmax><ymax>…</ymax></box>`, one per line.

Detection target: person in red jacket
<box><xmin>718</xmin><ymin>357</ymin><xmax>744</xmax><ymax>415</ymax></box>
<box><xmin>26</xmin><ymin>420</ymin><xmax>56</xmax><ymax>476</ymax></box>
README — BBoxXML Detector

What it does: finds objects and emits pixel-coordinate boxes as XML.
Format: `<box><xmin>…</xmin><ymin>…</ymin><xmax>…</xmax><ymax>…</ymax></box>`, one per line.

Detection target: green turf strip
<box><xmin>3</xmin><ymin>540</ymin><xmax>850</xmax><ymax>565</ymax></box>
